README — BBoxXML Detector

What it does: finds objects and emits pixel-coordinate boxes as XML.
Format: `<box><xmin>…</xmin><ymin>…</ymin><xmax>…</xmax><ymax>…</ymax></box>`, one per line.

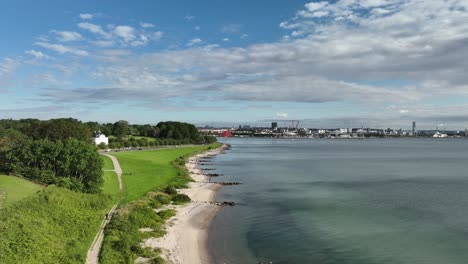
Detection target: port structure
<box><xmin>266</xmin><ymin>119</ymin><xmax>300</xmax><ymax>129</ymax></box>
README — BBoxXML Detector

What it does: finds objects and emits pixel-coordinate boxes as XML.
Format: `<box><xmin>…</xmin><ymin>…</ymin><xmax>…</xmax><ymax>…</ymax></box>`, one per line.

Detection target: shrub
<box><xmin>164</xmin><ymin>185</ymin><xmax>177</xmax><ymax>196</ymax></box>
<box><xmin>171</xmin><ymin>193</ymin><xmax>191</xmax><ymax>204</ymax></box>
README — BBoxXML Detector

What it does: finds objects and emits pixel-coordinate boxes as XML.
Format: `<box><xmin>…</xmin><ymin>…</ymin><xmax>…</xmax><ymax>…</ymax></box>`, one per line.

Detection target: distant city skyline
<box><xmin>2</xmin><ymin>0</ymin><xmax>468</xmax><ymax>129</ymax></box>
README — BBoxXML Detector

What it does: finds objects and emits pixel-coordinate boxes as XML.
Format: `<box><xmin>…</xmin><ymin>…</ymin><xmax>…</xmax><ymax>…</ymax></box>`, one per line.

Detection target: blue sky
<box><xmin>1</xmin><ymin>0</ymin><xmax>468</xmax><ymax>129</ymax></box>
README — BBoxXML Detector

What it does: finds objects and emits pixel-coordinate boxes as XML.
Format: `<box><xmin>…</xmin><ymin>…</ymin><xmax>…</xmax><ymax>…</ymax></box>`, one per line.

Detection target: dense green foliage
<box><xmin>0</xmin><ymin>118</ymin><xmax>92</xmax><ymax>142</ymax></box>
<box><xmin>100</xmin><ymin>188</ymin><xmax>182</xmax><ymax>264</ymax></box>
<box><xmin>0</xmin><ymin>138</ymin><xmax>103</xmax><ymax>193</ymax></box>
<box><xmin>112</xmin><ymin>144</ymin><xmax>220</xmax><ymax>202</ymax></box>
<box><xmin>0</xmin><ymin>186</ymin><xmax>112</xmax><ymax>264</ymax></box>
<box><xmin>0</xmin><ymin>175</ymin><xmax>43</xmax><ymax>207</ymax></box>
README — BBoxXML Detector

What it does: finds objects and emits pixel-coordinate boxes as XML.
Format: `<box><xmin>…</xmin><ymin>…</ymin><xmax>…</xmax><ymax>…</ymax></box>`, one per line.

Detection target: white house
<box><xmin>93</xmin><ymin>131</ymin><xmax>109</xmax><ymax>145</ymax></box>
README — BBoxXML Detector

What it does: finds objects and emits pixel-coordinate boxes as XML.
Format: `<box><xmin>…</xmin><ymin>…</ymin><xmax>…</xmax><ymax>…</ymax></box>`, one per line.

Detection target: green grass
<box><xmin>102</xmin><ymin>155</ymin><xmax>114</xmax><ymax>170</ymax></box>
<box><xmin>0</xmin><ymin>186</ymin><xmax>112</xmax><ymax>264</ymax></box>
<box><xmin>101</xmin><ymin>155</ymin><xmax>120</xmax><ymax>202</ymax></box>
<box><xmin>0</xmin><ymin>175</ymin><xmax>43</xmax><ymax>207</ymax></box>
<box><xmin>112</xmin><ymin>144</ymin><xmax>220</xmax><ymax>202</ymax></box>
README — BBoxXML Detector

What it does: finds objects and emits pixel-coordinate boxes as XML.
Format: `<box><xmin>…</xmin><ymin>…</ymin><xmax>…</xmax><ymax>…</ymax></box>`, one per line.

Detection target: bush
<box><xmin>171</xmin><ymin>193</ymin><xmax>191</xmax><ymax>204</ymax></box>
<box><xmin>157</xmin><ymin>209</ymin><xmax>177</xmax><ymax>220</ymax></box>
<box><xmin>164</xmin><ymin>185</ymin><xmax>177</xmax><ymax>196</ymax></box>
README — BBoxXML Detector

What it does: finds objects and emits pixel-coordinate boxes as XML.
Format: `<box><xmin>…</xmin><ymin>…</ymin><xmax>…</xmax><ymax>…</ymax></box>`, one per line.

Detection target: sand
<box><xmin>141</xmin><ymin>145</ymin><xmax>226</xmax><ymax>264</ymax></box>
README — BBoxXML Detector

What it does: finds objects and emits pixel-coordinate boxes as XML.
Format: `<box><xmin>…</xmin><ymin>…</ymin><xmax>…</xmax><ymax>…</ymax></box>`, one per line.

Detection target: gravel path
<box><xmin>86</xmin><ymin>153</ymin><xmax>123</xmax><ymax>264</ymax></box>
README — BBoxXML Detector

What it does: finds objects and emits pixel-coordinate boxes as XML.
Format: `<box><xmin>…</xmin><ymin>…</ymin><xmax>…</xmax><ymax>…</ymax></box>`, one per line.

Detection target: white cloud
<box><xmin>276</xmin><ymin>112</ymin><xmax>289</xmax><ymax>118</ymax></box>
<box><xmin>185</xmin><ymin>14</ymin><xmax>195</xmax><ymax>20</ymax></box>
<box><xmin>0</xmin><ymin>58</ymin><xmax>17</xmax><ymax>78</ymax></box>
<box><xmin>34</xmin><ymin>42</ymin><xmax>88</xmax><ymax>56</ymax></box>
<box><xmin>305</xmin><ymin>1</ymin><xmax>329</xmax><ymax>12</ymax></box>
<box><xmin>187</xmin><ymin>38</ymin><xmax>202</xmax><ymax>46</ymax></box>
<box><xmin>79</xmin><ymin>13</ymin><xmax>93</xmax><ymax>20</ymax></box>
<box><xmin>152</xmin><ymin>31</ymin><xmax>163</xmax><ymax>41</ymax></box>
<box><xmin>222</xmin><ymin>24</ymin><xmax>241</xmax><ymax>34</ymax></box>
<box><xmin>140</xmin><ymin>22</ymin><xmax>155</xmax><ymax>28</ymax></box>
<box><xmin>240</xmin><ymin>34</ymin><xmax>248</xmax><ymax>39</ymax></box>
<box><xmin>25</xmin><ymin>50</ymin><xmax>52</xmax><ymax>60</ymax></box>
<box><xmin>78</xmin><ymin>22</ymin><xmax>109</xmax><ymax>38</ymax></box>
<box><xmin>27</xmin><ymin>1</ymin><xmax>468</xmax><ymax>128</ymax></box>
<box><xmin>223</xmin><ymin>38</ymin><xmax>230</xmax><ymax>42</ymax></box>
<box><xmin>51</xmin><ymin>30</ymin><xmax>82</xmax><ymax>42</ymax></box>
<box><xmin>91</xmin><ymin>40</ymin><xmax>115</xmax><ymax>47</ymax></box>
<box><xmin>113</xmin><ymin>25</ymin><xmax>136</xmax><ymax>43</ymax></box>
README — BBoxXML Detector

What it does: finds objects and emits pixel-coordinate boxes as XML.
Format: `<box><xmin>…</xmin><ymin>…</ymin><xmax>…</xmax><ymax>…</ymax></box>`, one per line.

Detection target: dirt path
<box><xmin>86</xmin><ymin>153</ymin><xmax>123</xmax><ymax>264</ymax></box>
<box><xmin>101</xmin><ymin>154</ymin><xmax>123</xmax><ymax>191</ymax></box>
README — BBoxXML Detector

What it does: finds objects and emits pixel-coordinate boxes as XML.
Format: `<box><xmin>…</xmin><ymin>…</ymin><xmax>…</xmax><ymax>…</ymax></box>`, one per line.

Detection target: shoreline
<box><xmin>142</xmin><ymin>144</ymin><xmax>228</xmax><ymax>264</ymax></box>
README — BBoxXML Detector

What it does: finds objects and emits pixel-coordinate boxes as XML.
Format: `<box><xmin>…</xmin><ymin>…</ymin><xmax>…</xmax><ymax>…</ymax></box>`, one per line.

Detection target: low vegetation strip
<box><xmin>113</xmin><ymin>144</ymin><xmax>221</xmax><ymax>202</ymax></box>
<box><xmin>0</xmin><ymin>186</ymin><xmax>113</xmax><ymax>264</ymax></box>
<box><xmin>0</xmin><ymin>175</ymin><xmax>43</xmax><ymax>207</ymax></box>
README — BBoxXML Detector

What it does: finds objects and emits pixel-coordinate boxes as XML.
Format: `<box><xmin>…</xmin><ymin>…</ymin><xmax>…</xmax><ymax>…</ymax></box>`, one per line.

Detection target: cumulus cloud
<box><xmin>152</xmin><ymin>31</ymin><xmax>163</xmax><ymax>41</ymax></box>
<box><xmin>187</xmin><ymin>38</ymin><xmax>202</xmax><ymax>46</ymax></box>
<box><xmin>140</xmin><ymin>22</ymin><xmax>155</xmax><ymax>28</ymax></box>
<box><xmin>113</xmin><ymin>25</ymin><xmax>136</xmax><ymax>42</ymax></box>
<box><xmin>25</xmin><ymin>50</ymin><xmax>52</xmax><ymax>60</ymax></box>
<box><xmin>78</xmin><ymin>22</ymin><xmax>110</xmax><ymax>38</ymax></box>
<box><xmin>185</xmin><ymin>14</ymin><xmax>195</xmax><ymax>20</ymax></box>
<box><xmin>22</xmin><ymin>1</ymin><xmax>468</xmax><ymax>128</ymax></box>
<box><xmin>51</xmin><ymin>30</ymin><xmax>82</xmax><ymax>42</ymax></box>
<box><xmin>222</xmin><ymin>24</ymin><xmax>242</xmax><ymax>34</ymax></box>
<box><xmin>276</xmin><ymin>112</ymin><xmax>289</xmax><ymax>118</ymax></box>
<box><xmin>0</xmin><ymin>58</ymin><xmax>17</xmax><ymax>78</ymax></box>
<box><xmin>34</xmin><ymin>42</ymin><xmax>88</xmax><ymax>56</ymax></box>
<box><xmin>79</xmin><ymin>13</ymin><xmax>93</xmax><ymax>20</ymax></box>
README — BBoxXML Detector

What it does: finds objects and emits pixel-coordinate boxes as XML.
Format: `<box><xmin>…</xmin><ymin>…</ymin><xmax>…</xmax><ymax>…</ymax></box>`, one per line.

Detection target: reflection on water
<box><xmin>208</xmin><ymin>138</ymin><xmax>468</xmax><ymax>264</ymax></box>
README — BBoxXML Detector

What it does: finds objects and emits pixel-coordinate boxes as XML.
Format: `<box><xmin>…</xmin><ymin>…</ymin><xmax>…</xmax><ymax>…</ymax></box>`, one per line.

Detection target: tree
<box><xmin>113</xmin><ymin>120</ymin><xmax>129</xmax><ymax>139</ymax></box>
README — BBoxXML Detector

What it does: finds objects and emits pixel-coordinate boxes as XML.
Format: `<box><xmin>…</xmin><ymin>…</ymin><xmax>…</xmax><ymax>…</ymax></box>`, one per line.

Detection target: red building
<box><xmin>221</xmin><ymin>130</ymin><xmax>233</xmax><ymax>137</ymax></box>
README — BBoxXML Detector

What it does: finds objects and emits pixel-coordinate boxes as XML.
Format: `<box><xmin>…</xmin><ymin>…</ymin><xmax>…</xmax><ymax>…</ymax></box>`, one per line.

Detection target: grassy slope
<box><xmin>0</xmin><ymin>175</ymin><xmax>43</xmax><ymax>207</ymax></box>
<box><xmin>0</xmin><ymin>186</ymin><xmax>112</xmax><ymax>264</ymax></box>
<box><xmin>113</xmin><ymin>144</ymin><xmax>219</xmax><ymax>202</ymax></box>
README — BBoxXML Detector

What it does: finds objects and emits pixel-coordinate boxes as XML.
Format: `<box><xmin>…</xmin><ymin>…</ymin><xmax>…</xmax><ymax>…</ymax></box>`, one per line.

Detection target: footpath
<box><xmin>85</xmin><ymin>154</ymin><xmax>123</xmax><ymax>264</ymax></box>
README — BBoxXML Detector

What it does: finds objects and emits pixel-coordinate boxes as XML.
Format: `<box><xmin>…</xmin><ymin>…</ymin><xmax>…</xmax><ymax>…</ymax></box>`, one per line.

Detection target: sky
<box><xmin>1</xmin><ymin>0</ymin><xmax>468</xmax><ymax>129</ymax></box>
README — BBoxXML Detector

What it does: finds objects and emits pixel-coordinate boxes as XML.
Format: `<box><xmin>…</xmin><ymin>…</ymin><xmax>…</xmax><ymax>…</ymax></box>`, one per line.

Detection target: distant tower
<box><xmin>412</xmin><ymin>121</ymin><xmax>417</xmax><ymax>136</ymax></box>
<box><xmin>271</xmin><ymin>122</ymin><xmax>278</xmax><ymax>130</ymax></box>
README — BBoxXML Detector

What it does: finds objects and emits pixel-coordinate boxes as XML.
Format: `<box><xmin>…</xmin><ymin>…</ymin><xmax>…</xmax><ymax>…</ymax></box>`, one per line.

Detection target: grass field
<box><xmin>0</xmin><ymin>175</ymin><xmax>43</xmax><ymax>207</ymax></box>
<box><xmin>112</xmin><ymin>144</ymin><xmax>220</xmax><ymax>202</ymax></box>
<box><xmin>101</xmin><ymin>155</ymin><xmax>120</xmax><ymax>201</ymax></box>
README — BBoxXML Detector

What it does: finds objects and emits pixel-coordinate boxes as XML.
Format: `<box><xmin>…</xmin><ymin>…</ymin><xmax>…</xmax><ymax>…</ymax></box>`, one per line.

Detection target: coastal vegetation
<box><xmin>99</xmin><ymin>143</ymin><xmax>220</xmax><ymax>263</ymax></box>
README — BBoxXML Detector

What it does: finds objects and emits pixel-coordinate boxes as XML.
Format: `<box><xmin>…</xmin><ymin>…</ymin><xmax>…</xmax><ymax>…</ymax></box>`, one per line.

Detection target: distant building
<box><xmin>271</xmin><ymin>122</ymin><xmax>278</xmax><ymax>130</ymax></box>
<box><xmin>412</xmin><ymin>121</ymin><xmax>417</xmax><ymax>136</ymax></box>
<box><xmin>93</xmin><ymin>131</ymin><xmax>109</xmax><ymax>145</ymax></box>
<box><xmin>221</xmin><ymin>130</ymin><xmax>233</xmax><ymax>137</ymax></box>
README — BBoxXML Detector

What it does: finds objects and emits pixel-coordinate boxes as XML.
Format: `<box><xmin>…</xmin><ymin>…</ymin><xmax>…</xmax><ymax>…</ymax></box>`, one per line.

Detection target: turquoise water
<box><xmin>207</xmin><ymin>138</ymin><xmax>468</xmax><ymax>264</ymax></box>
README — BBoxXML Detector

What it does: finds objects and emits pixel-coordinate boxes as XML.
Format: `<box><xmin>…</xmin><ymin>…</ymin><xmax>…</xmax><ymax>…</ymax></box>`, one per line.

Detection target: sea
<box><xmin>206</xmin><ymin>137</ymin><xmax>468</xmax><ymax>264</ymax></box>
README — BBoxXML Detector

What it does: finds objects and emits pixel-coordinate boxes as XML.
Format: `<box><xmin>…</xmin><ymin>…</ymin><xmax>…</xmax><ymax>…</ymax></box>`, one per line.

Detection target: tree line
<box><xmin>0</xmin><ymin>118</ymin><xmax>216</xmax><ymax>193</ymax></box>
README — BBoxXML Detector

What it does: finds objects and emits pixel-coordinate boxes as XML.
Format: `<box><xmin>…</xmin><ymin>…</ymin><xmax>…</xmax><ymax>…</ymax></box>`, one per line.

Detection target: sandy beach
<box><xmin>142</xmin><ymin>145</ymin><xmax>227</xmax><ymax>264</ymax></box>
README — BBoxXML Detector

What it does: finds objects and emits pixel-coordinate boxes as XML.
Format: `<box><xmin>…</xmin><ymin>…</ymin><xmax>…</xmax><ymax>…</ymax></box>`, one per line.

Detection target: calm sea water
<box><xmin>207</xmin><ymin>138</ymin><xmax>468</xmax><ymax>264</ymax></box>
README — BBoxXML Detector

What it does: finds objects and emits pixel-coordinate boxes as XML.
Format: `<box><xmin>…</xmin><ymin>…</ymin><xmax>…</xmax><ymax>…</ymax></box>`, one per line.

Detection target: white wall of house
<box><xmin>93</xmin><ymin>134</ymin><xmax>109</xmax><ymax>145</ymax></box>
